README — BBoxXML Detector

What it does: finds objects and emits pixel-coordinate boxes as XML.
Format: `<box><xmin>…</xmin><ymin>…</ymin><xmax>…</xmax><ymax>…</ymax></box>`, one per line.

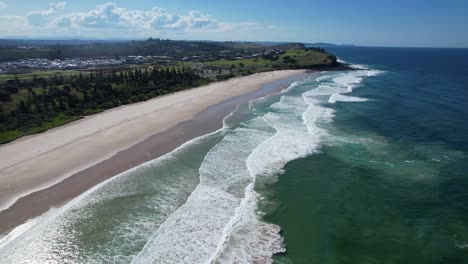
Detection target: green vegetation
<box><xmin>0</xmin><ymin>67</ymin><xmax>209</xmax><ymax>144</ymax></box>
<box><xmin>0</xmin><ymin>39</ymin><xmax>343</xmax><ymax>144</ymax></box>
<box><xmin>202</xmin><ymin>47</ymin><xmax>338</xmax><ymax>76</ymax></box>
<box><xmin>0</xmin><ymin>71</ymin><xmax>81</xmax><ymax>83</ymax></box>
<box><xmin>0</xmin><ymin>39</ymin><xmax>233</xmax><ymax>62</ymax></box>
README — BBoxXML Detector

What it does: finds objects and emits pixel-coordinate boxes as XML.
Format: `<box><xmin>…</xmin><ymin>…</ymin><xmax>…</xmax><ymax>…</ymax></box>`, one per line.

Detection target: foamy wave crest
<box><xmin>210</xmin><ymin>102</ymin><xmax>326</xmax><ymax>263</ymax></box>
<box><xmin>1</xmin><ymin>67</ymin><xmax>384</xmax><ymax>264</ymax></box>
<box><xmin>147</xmin><ymin>68</ymin><xmax>382</xmax><ymax>263</ymax></box>
<box><xmin>337</xmin><ymin>58</ymin><xmax>347</xmax><ymax>64</ymax></box>
<box><xmin>132</xmin><ymin>118</ymin><xmax>275</xmax><ymax>264</ymax></box>
<box><xmin>0</xmin><ymin>128</ymin><xmax>226</xmax><ymax>264</ymax></box>
<box><xmin>209</xmin><ymin>184</ymin><xmax>284</xmax><ymax>264</ymax></box>
<box><xmin>329</xmin><ymin>94</ymin><xmax>369</xmax><ymax>103</ymax></box>
<box><xmin>280</xmin><ymin>80</ymin><xmax>300</xmax><ymax>93</ymax></box>
<box><xmin>315</xmin><ymin>75</ymin><xmax>332</xmax><ymax>82</ymax></box>
<box><xmin>208</xmin><ymin>99</ymin><xmax>325</xmax><ymax>263</ymax></box>
<box><xmin>281</xmin><ymin>74</ymin><xmax>317</xmax><ymax>94</ymax></box>
<box><xmin>333</xmin><ymin>73</ymin><xmax>364</xmax><ymax>92</ymax></box>
<box><xmin>311</xmin><ymin>66</ymin><xmax>384</xmax><ymax>106</ymax></box>
<box><xmin>303</xmin><ymin>84</ymin><xmax>346</xmax><ymax>97</ymax></box>
<box><xmin>366</xmin><ymin>69</ymin><xmax>384</xmax><ymax>76</ymax></box>
<box><xmin>132</xmin><ymin>76</ymin><xmax>341</xmax><ymax>263</ymax></box>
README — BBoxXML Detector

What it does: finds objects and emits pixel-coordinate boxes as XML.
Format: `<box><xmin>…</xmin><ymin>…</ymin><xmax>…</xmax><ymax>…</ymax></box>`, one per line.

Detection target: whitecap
<box><xmin>328</xmin><ymin>93</ymin><xmax>369</xmax><ymax>103</ymax></box>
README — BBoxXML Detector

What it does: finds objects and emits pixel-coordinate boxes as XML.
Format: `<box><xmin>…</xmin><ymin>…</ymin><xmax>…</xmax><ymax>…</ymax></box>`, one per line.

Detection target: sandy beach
<box><xmin>0</xmin><ymin>70</ymin><xmax>306</xmax><ymax>234</ymax></box>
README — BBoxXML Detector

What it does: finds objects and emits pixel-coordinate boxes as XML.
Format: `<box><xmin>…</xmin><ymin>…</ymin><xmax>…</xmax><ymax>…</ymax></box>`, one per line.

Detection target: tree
<box><xmin>17</xmin><ymin>100</ymin><xmax>30</xmax><ymax>114</ymax></box>
<box><xmin>41</xmin><ymin>79</ymin><xmax>48</xmax><ymax>90</ymax></box>
<box><xmin>0</xmin><ymin>91</ymin><xmax>11</xmax><ymax>101</ymax></box>
<box><xmin>57</xmin><ymin>97</ymin><xmax>67</xmax><ymax>111</ymax></box>
<box><xmin>34</xmin><ymin>102</ymin><xmax>43</xmax><ymax>113</ymax></box>
<box><xmin>49</xmin><ymin>49</ymin><xmax>63</xmax><ymax>60</ymax></box>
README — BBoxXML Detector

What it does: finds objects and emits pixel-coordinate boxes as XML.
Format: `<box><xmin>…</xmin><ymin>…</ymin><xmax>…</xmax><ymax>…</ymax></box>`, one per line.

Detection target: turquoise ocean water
<box><xmin>1</xmin><ymin>47</ymin><xmax>467</xmax><ymax>263</ymax></box>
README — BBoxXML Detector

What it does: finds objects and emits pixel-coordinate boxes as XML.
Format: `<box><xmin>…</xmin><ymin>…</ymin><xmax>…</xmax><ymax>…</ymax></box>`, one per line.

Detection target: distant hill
<box><xmin>306</xmin><ymin>43</ymin><xmax>356</xmax><ymax>47</ymax></box>
<box><xmin>306</xmin><ymin>43</ymin><xmax>337</xmax><ymax>46</ymax></box>
<box><xmin>0</xmin><ymin>39</ymin><xmax>312</xmax><ymax>61</ymax></box>
<box><xmin>0</xmin><ymin>39</ymin><xmax>127</xmax><ymax>47</ymax></box>
<box><xmin>254</xmin><ymin>41</ymin><xmax>290</xmax><ymax>46</ymax></box>
<box><xmin>0</xmin><ymin>39</ymin><xmax>235</xmax><ymax>61</ymax></box>
<box><xmin>256</xmin><ymin>41</ymin><xmax>356</xmax><ymax>48</ymax></box>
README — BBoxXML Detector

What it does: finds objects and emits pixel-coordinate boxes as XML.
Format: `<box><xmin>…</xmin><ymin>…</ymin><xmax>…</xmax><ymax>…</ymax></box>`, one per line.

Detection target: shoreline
<box><xmin>0</xmin><ymin>70</ymin><xmax>309</xmax><ymax>235</ymax></box>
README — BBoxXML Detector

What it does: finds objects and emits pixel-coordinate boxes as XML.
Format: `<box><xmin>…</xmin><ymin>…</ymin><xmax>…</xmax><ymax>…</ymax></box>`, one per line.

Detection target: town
<box><xmin>0</xmin><ymin>49</ymin><xmax>288</xmax><ymax>74</ymax></box>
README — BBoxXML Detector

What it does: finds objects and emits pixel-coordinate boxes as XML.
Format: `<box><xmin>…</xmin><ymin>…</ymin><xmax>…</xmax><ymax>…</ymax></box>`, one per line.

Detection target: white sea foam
<box><xmin>132</xmin><ymin>68</ymin><xmax>383</xmax><ymax>263</ymax></box>
<box><xmin>337</xmin><ymin>58</ymin><xmax>347</xmax><ymax>64</ymax></box>
<box><xmin>210</xmin><ymin>104</ymin><xmax>325</xmax><ymax>264</ymax></box>
<box><xmin>0</xmin><ymin>128</ymin><xmax>226</xmax><ymax>264</ymax></box>
<box><xmin>303</xmin><ymin>84</ymin><xmax>346</xmax><ymax>96</ymax></box>
<box><xmin>333</xmin><ymin>73</ymin><xmax>364</xmax><ymax>91</ymax></box>
<box><xmin>281</xmin><ymin>74</ymin><xmax>317</xmax><ymax>93</ymax></box>
<box><xmin>132</xmin><ymin>76</ymin><xmax>338</xmax><ymax>263</ymax></box>
<box><xmin>329</xmin><ymin>94</ymin><xmax>369</xmax><ymax>103</ymax></box>
<box><xmin>367</xmin><ymin>68</ymin><xmax>384</xmax><ymax>77</ymax></box>
<box><xmin>318</xmin><ymin>66</ymin><xmax>384</xmax><ymax>104</ymax></box>
<box><xmin>222</xmin><ymin>105</ymin><xmax>240</xmax><ymax>128</ymax></box>
<box><xmin>209</xmin><ymin>83</ymin><xmax>340</xmax><ymax>263</ymax></box>
<box><xmin>131</xmin><ymin>119</ymin><xmax>274</xmax><ymax>264</ymax></box>
<box><xmin>0</xmin><ymin>67</ymin><xmax>384</xmax><ymax>264</ymax></box>
<box><xmin>0</xmin><ymin>101</ymin><xmax>245</xmax><ymax>257</ymax></box>
<box><xmin>280</xmin><ymin>80</ymin><xmax>300</xmax><ymax>93</ymax></box>
<box><xmin>315</xmin><ymin>76</ymin><xmax>327</xmax><ymax>82</ymax></box>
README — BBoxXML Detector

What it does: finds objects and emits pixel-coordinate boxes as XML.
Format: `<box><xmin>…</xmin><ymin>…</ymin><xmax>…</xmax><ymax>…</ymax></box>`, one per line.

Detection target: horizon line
<box><xmin>0</xmin><ymin>37</ymin><xmax>467</xmax><ymax>49</ymax></box>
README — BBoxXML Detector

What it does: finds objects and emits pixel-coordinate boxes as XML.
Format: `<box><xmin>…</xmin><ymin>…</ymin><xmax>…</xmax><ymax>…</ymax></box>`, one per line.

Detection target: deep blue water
<box><xmin>269</xmin><ymin>47</ymin><xmax>468</xmax><ymax>264</ymax></box>
<box><xmin>328</xmin><ymin>46</ymin><xmax>468</xmax><ymax>150</ymax></box>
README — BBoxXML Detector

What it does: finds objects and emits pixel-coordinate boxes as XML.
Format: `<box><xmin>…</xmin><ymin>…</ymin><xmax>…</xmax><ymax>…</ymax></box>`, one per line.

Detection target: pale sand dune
<box><xmin>0</xmin><ymin>70</ymin><xmax>305</xmax><ymax>212</ymax></box>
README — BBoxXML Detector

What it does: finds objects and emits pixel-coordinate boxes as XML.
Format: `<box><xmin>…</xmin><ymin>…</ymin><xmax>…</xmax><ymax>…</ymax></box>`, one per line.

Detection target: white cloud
<box><xmin>0</xmin><ymin>2</ymin><xmax>7</xmax><ymax>9</ymax></box>
<box><xmin>27</xmin><ymin>9</ymin><xmax>55</xmax><ymax>26</ymax></box>
<box><xmin>26</xmin><ymin>2</ymin><xmax>66</xmax><ymax>26</ymax></box>
<box><xmin>0</xmin><ymin>2</ymin><xmax>263</xmax><ymax>38</ymax></box>
<box><xmin>53</xmin><ymin>2</ymin><xmax>67</xmax><ymax>9</ymax></box>
<box><xmin>0</xmin><ymin>16</ymin><xmax>31</xmax><ymax>35</ymax></box>
<box><xmin>55</xmin><ymin>3</ymin><xmax>217</xmax><ymax>31</ymax></box>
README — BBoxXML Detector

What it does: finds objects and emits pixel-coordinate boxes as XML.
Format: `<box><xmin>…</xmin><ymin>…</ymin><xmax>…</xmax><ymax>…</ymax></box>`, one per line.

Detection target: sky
<box><xmin>0</xmin><ymin>0</ymin><xmax>467</xmax><ymax>48</ymax></box>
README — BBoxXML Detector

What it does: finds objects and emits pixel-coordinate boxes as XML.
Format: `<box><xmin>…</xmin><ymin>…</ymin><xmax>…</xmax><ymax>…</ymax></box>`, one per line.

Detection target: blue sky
<box><xmin>0</xmin><ymin>0</ymin><xmax>467</xmax><ymax>47</ymax></box>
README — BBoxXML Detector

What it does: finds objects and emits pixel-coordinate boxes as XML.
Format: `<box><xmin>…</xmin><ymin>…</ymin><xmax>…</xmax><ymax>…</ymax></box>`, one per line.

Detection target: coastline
<box><xmin>0</xmin><ymin>70</ymin><xmax>308</xmax><ymax>235</ymax></box>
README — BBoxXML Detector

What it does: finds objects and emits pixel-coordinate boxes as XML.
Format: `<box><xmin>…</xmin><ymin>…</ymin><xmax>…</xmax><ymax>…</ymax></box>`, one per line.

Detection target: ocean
<box><xmin>1</xmin><ymin>47</ymin><xmax>468</xmax><ymax>263</ymax></box>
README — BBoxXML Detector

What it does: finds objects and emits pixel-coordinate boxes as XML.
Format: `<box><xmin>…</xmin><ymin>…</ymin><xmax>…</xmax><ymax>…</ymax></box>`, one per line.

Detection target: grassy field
<box><xmin>205</xmin><ymin>49</ymin><xmax>334</xmax><ymax>69</ymax></box>
<box><xmin>195</xmin><ymin>48</ymin><xmax>336</xmax><ymax>78</ymax></box>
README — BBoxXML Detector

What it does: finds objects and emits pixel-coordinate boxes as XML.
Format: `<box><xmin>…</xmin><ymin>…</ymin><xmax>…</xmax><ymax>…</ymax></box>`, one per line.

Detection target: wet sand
<box><xmin>0</xmin><ymin>70</ymin><xmax>308</xmax><ymax>235</ymax></box>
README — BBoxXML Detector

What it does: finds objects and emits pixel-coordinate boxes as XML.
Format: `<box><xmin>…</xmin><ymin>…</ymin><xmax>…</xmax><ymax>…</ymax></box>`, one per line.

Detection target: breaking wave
<box><xmin>133</xmin><ymin>65</ymin><xmax>382</xmax><ymax>263</ymax></box>
<box><xmin>0</xmin><ymin>65</ymin><xmax>382</xmax><ymax>263</ymax></box>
